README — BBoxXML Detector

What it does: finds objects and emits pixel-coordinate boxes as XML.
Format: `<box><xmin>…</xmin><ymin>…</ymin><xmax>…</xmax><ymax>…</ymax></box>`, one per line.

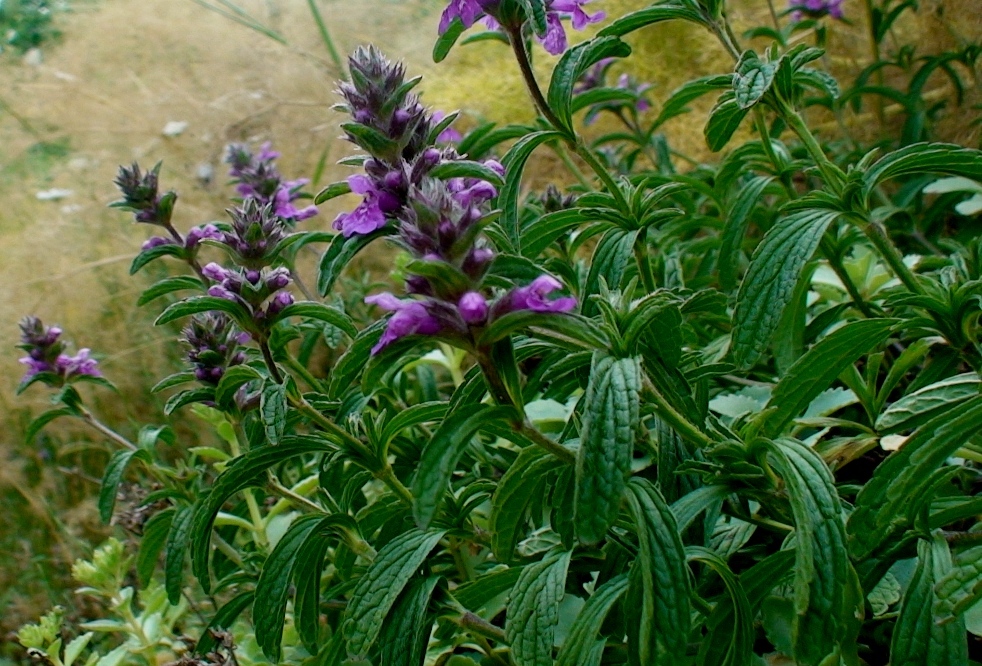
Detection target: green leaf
<box><xmin>164</xmin><ymin>387</ymin><xmax>215</xmax><ymax>415</ymax></box>
<box><xmin>379</xmin><ymin>402</ymin><xmax>449</xmax><ymax>450</ymax></box>
<box><xmin>583</xmin><ymin>230</ymin><xmax>638</xmax><ymax>315</ymax></box>
<box><xmin>98</xmin><ymin>448</ymin><xmax>151</xmax><ymax>524</ymax></box>
<box><xmin>892</xmin><ymin>532</ymin><xmax>967</xmax><ymax>665</ymax></box>
<box><xmin>129</xmin><ymin>242</ymin><xmax>186</xmax><ymax>275</ymax></box>
<box><xmin>688</xmin><ymin>547</ymin><xmax>754</xmax><ymax>666</ymax></box>
<box><xmin>214</xmin><ymin>364</ymin><xmax>262</xmax><ymax>408</ymax></box>
<box><xmin>155</xmin><ymin>296</ymin><xmax>250</xmax><ymax>327</ymax></box>
<box><xmin>260</xmin><ymin>380</ymin><xmax>287</xmax><ymax>445</ymax></box>
<box><xmin>327</xmin><ymin>319</ymin><xmax>386</xmax><ymax>399</ymax></box>
<box><xmin>429</xmin><ymin>159</ymin><xmax>505</xmax><ymax>188</ymax></box>
<box><xmin>151</xmin><ymin>371</ymin><xmax>196</xmax><ymax>394</ymax></box>
<box><xmin>652</xmin><ymin>74</ymin><xmax>732</xmax><ymax>128</ymax></box>
<box><xmin>25</xmin><ymin>407</ymin><xmax>77</xmax><ymax>443</ymax></box>
<box><xmin>433</xmin><ymin>17</ymin><xmax>466</xmax><ymax>62</ymax></box>
<box><xmin>598</xmin><ymin>1</ymin><xmax>709</xmax><ymax>37</ymax></box>
<box><xmin>255</xmin><ymin>514</ymin><xmax>322</xmax><ymax>661</ymax></box>
<box><xmin>505</xmin><ymin>550</ymin><xmax>573</xmax><ymax>666</ymax></box>
<box><xmin>413</xmin><ymin>404</ymin><xmax>515</xmax><ymax>529</ymax></box>
<box><xmin>575</xmin><ymin>353</ymin><xmax>641</xmax><ymax>544</ymax></box>
<box><xmin>876</xmin><ymin>372</ymin><xmax>981</xmax><ymax>434</ymax></box>
<box><xmin>166</xmin><ymin>503</ymin><xmax>196</xmax><ymax>605</ymax></box>
<box><xmin>274</xmin><ymin>302</ymin><xmax>358</xmax><ymax>338</ymax></box>
<box><xmin>137</xmin><ymin>509</ymin><xmax>174</xmax><ymax>587</ymax></box>
<box><xmin>317</xmin><ymin>226</ymin><xmax>397</xmax><ymax>296</ymax></box>
<box><xmin>555</xmin><ymin>573</ymin><xmax>629</xmax><ymax>666</ymax></box>
<box><xmin>624</xmin><ymin>478</ymin><xmax>690</xmax><ymax>665</ymax></box>
<box><xmin>195</xmin><ymin>591</ymin><xmax>255</xmax><ymax>655</ymax></box>
<box><xmin>671</xmin><ymin>484</ymin><xmax>731</xmax><ymax>532</ymax></box>
<box><xmin>314</xmin><ymin>181</ymin><xmax>351</xmax><ymax>204</ymax></box>
<box><xmin>704</xmin><ymin>91</ymin><xmax>750</xmax><ymax>152</ymax></box>
<box><xmin>762</xmin><ymin>319</ymin><xmax>897</xmax><ymax>435</ymax></box>
<box><xmin>499</xmin><ymin>131</ymin><xmax>566</xmax><ymax>252</ymax></box>
<box><xmin>377</xmin><ymin>576</ymin><xmax>440</xmax><ymax>666</ymax></box>
<box><xmin>718</xmin><ymin>175</ymin><xmax>773</xmax><ymax>291</ymax></box>
<box><xmin>758</xmin><ymin>438</ymin><xmax>862</xmax><ymax>666</ymax></box>
<box><xmin>490</xmin><ymin>446</ymin><xmax>565</xmax><ymax>562</ymax></box>
<box><xmin>733</xmin><ymin>51</ymin><xmax>778</xmax><ymax>109</ymax></box>
<box><xmin>190</xmin><ymin>436</ymin><xmax>337</xmax><ymax>591</ymax></box>
<box><xmin>137</xmin><ymin>276</ymin><xmax>204</xmax><ymax>306</ymax></box>
<box><xmin>547</xmin><ymin>36</ymin><xmax>632</xmax><ymax>133</ymax></box>
<box><xmin>849</xmin><ymin>395</ymin><xmax>982</xmax><ymax>560</ymax></box>
<box><xmin>935</xmin><ymin>545</ymin><xmax>982</xmax><ymax>623</ymax></box>
<box><xmin>341</xmin><ymin>528</ymin><xmax>446</xmax><ymax>659</ymax></box>
<box><xmin>341</xmin><ymin>122</ymin><xmax>399</xmax><ymax>157</ymax></box>
<box><xmin>479</xmin><ymin>310</ymin><xmax>608</xmax><ymax>350</ymax></box>
<box><xmin>731</xmin><ymin>208</ymin><xmax>840</xmax><ymax>369</ymax></box>
<box><xmin>862</xmin><ymin>142</ymin><xmax>982</xmax><ymax>204</ymax></box>
<box><xmin>520</xmin><ymin>209</ymin><xmax>589</xmax><ymax>259</ymax></box>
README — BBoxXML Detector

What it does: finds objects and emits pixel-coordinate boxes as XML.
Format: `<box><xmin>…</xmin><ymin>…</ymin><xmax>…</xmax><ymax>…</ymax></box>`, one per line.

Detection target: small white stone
<box><xmin>36</xmin><ymin>188</ymin><xmax>73</xmax><ymax>201</ymax></box>
<box><xmin>196</xmin><ymin>163</ymin><xmax>214</xmax><ymax>185</ymax></box>
<box><xmin>22</xmin><ymin>48</ymin><xmax>43</xmax><ymax>67</ymax></box>
<box><xmin>162</xmin><ymin>121</ymin><xmax>189</xmax><ymax>137</ymax></box>
<box><xmin>880</xmin><ymin>434</ymin><xmax>907</xmax><ymax>451</ymax></box>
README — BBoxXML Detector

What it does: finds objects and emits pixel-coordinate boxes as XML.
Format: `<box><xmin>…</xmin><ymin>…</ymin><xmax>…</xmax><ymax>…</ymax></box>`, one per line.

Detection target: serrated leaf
<box><xmin>547</xmin><ymin>36</ymin><xmax>632</xmax><ymax>133</ymax></box>
<box><xmin>598</xmin><ymin>1</ymin><xmax>709</xmax><ymax>37</ymax></box>
<box><xmin>506</xmin><ymin>550</ymin><xmax>573</xmax><ymax>666</ymax></box>
<box><xmin>377</xmin><ymin>576</ymin><xmax>440</xmax><ymax>666</ymax></box>
<box><xmin>490</xmin><ymin>447</ymin><xmax>566</xmax><ymax>561</ymax></box>
<box><xmin>274</xmin><ymin>302</ymin><xmax>358</xmax><ymax>338</ymax></box>
<box><xmin>731</xmin><ymin>208</ymin><xmax>840</xmax><ymax>369</ymax></box>
<box><xmin>155</xmin><ymin>296</ymin><xmax>250</xmax><ymax>327</ymax></box>
<box><xmin>762</xmin><ymin>318</ymin><xmax>897</xmax><ymax>435</ymax></box>
<box><xmin>935</xmin><ymin>544</ymin><xmax>982</xmax><ymax>623</ymax></box>
<box><xmin>759</xmin><ymin>438</ymin><xmax>862</xmax><ymax>666</ymax></box>
<box><xmin>625</xmin><ymin>478</ymin><xmax>690</xmax><ymax>665</ymax></box>
<box><xmin>555</xmin><ymin>573</ymin><xmax>628</xmax><ymax>666</ymax></box>
<box><xmin>341</xmin><ymin>529</ymin><xmax>446</xmax><ymax>659</ymax></box>
<box><xmin>499</xmin><ymin>131</ymin><xmax>566</xmax><ymax>252</ymax></box>
<box><xmin>733</xmin><ymin>51</ymin><xmax>777</xmax><ymax>109</ymax></box>
<box><xmin>99</xmin><ymin>448</ymin><xmax>151</xmax><ymax>523</ymax></box>
<box><xmin>705</xmin><ymin>91</ymin><xmax>750</xmax><ymax>152</ymax></box>
<box><xmin>413</xmin><ymin>404</ymin><xmax>514</xmax><ymax>529</ymax></box>
<box><xmin>849</xmin><ymin>395</ymin><xmax>982</xmax><ymax>560</ymax></box>
<box><xmin>575</xmin><ymin>353</ymin><xmax>640</xmax><ymax>544</ymax></box>
<box><xmin>166</xmin><ymin>503</ymin><xmax>196</xmax><ymax>605</ymax></box>
<box><xmin>892</xmin><ymin>532</ymin><xmax>967</xmax><ymax>665</ymax></box>
<box><xmin>260</xmin><ymin>380</ymin><xmax>287</xmax><ymax>445</ymax></box>
<box><xmin>137</xmin><ymin>509</ymin><xmax>174</xmax><ymax>587</ymax></box>
<box><xmin>876</xmin><ymin>372</ymin><xmax>980</xmax><ymax>434</ymax></box>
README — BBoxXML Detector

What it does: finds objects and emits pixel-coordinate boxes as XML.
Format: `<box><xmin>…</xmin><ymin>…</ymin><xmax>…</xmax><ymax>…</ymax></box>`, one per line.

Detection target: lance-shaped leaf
<box><xmin>341</xmin><ymin>529</ymin><xmax>446</xmax><ymax>660</ymax></box>
<box><xmin>861</xmin><ymin>142</ymin><xmax>982</xmax><ymax>204</ymax></box>
<box><xmin>688</xmin><ymin>546</ymin><xmax>754</xmax><ymax>666</ymax></box>
<box><xmin>499</xmin><ymin>131</ymin><xmax>565</xmax><ymax>252</ymax></box>
<box><xmin>165</xmin><ymin>503</ymin><xmax>197</xmax><ymax>605</ymax></box>
<box><xmin>733</xmin><ymin>50</ymin><xmax>778</xmax><ymax>109</ymax></box>
<box><xmin>934</xmin><ymin>544</ymin><xmax>982</xmax><ymax>623</ymax></box>
<box><xmin>547</xmin><ymin>36</ymin><xmax>632</xmax><ymax>133</ymax></box>
<box><xmin>433</xmin><ymin>17</ymin><xmax>466</xmax><ymax>62</ymax></box>
<box><xmin>598</xmin><ymin>0</ymin><xmax>709</xmax><ymax>37</ymax></box>
<box><xmin>718</xmin><ymin>175</ymin><xmax>773</xmax><ymax>291</ymax></box>
<box><xmin>575</xmin><ymin>353</ymin><xmax>641</xmax><ymax>544</ymax></box>
<box><xmin>759</xmin><ymin>438</ymin><xmax>862</xmax><ymax>666</ymax></box>
<box><xmin>274</xmin><ymin>302</ymin><xmax>358</xmax><ymax>338</ymax></box>
<box><xmin>377</xmin><ymin>576</ymin><xmax>441</xmax><ymax>666</ymax></box>
<box><xmin>505</xmin><ymin>549</ymin><xmax>573</xmax><ymax>666</ymax></box>
<box><xmin>705</xmin><ymin>91</ymin><xmax>749</xmax><ymax>152</ymax></box>
<box><xmin>98</xmin><ymin>449</ymin><xmax>151</xmax><ymax>524</ymax></box>
<box><xmin>555</xmin><ymin>574</ymin><xmax>629</xmax><ymax>666</ymax></box>
<box><xmin>154</xmin><ymin>296</ymin><xmax>251</xmax><ymax>327</ymax></box>
<box><xmin>317</xmin><ymin>226</ymin><xmax>397</xmax><ymax>296</ymax></box>
<box><xmin>260</xmin><ymin>380</ymin><xmax>287</xmax><ymax>445</ymax></box>
<box><xmin>624</xmin><ymin>478</ymin><xmax>690</xmax><ymax>665</ymax></box>
<box><xmin>892</xmin><ymin>532</ymin><xmax>967</xmax><ymax>665</ymax></box>
<box><xmin>762</xmin><ymin>318</ymin><xmax>897</xmax><ymax>436</ymax></box>
<box><xmin>731</xmin><ymin>208</ymin><xmax>840</xmax><ymax>369</ymax></box>
<box><xmin>137</xmin><ymin>276</ymin><xmax>205</xmax><ymax>306</ymax></box>
<box><xmin>413</xmin><ymin>404</ymin><xmax>515</xmax><ymax>529</ymax></box>
<box><xmin>652</xmin><ymin>74</ymin><xmax>732</xmax><ymax>129</ymax></box>
<box><xmin>849</xmin><ymin>395</ymin><xmax>982</xmax><ymax>560</ymax></box>
<box><xmin>137</xmin><ymin>509</ymin><xmax>174</xmax><ymax>587</ymax></box>
<box><xmin>490</xmin><ymin>446</ymin><xmax>566</xmax><ymax>561</ymax></box>
<box><xmin>876</xmin><ymin>372</ymin><xmax>981</xmax><ymax>434</ymax></box>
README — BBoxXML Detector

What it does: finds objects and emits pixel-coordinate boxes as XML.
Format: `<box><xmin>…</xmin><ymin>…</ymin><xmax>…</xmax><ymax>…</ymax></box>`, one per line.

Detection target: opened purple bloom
<box><xmin>333</xmin><ymin>174</ymin><xmax>393</xmax><ymax>237</ymax></box>
<box><xmin>55</xmin><ymin>349</ymin><xmax>101</xmax><ymax>379</ymax></box>
<box><xmin>366</xmin><ymin>293</ymin><xmax>443</xmax><ymax>354</ymax></box>
<box><xmin>510</xmin><ymin>275</ymin><xmax>577</xmax><ymax>313</ymax></box>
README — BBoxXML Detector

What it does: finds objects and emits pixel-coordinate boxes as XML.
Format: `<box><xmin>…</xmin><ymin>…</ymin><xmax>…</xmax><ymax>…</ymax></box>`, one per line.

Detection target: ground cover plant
<box><xmin>12</xmin><ymin>0</ymin><xmax>982</xmax><ymax>664</ymax></box>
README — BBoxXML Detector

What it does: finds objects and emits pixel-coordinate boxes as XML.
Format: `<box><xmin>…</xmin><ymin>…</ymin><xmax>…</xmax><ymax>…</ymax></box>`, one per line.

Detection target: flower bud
<box><xmin>458</xmin><ymin>291</ymin><xmax>488</xmax><ymax>324</ymax></box>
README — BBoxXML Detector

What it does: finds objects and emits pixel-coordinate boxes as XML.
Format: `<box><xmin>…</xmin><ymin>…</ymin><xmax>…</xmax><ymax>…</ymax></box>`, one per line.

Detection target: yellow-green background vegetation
<box><xmin>0</xmin><ymin>0</ymin><xmax>977</xmax><ymax>643</ymax></box>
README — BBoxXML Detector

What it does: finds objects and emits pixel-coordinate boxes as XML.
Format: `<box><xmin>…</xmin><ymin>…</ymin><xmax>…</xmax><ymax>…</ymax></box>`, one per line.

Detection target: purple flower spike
<box><xmin>365</xmin><ymin>293</ymin><xmax>443</xmax><ymax>354</ymax></box>
<box><xmin>458</xmin><ymin>291</ymin><xmax>488</xmax><ymax>324</ymax></box>
<box><xmin>510</xmin><ymin>275</ymin><xmax>577</xmax><ymax>313</ymax></box>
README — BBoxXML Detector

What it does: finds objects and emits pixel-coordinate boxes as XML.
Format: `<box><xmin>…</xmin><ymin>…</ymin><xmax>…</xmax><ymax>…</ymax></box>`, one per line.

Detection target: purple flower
<box><xmin>448</xmin><ymin>178</ymin><xmax>497</xmax><ymax>208</ymax></box>
<box><xmin>142</xmin><ymin>236</ymin><xmax>174</xmax><ymax>251</ymax></box>
<box><xmin>551</xmin><ymin>0</ymin><xmax>605</xmax><ymax>30</ymax></box>
<box><xmin>272</xmin><ymin>181</ymin><xmax>319</xmax><ymax>222</ymax></box>
<box><xmin>55</xmin><ymin>349</ymin><xmax>101</xmax><ymax>379</ymax></box>
<box><xmin>539</xmin><ymin>0</ymin><xmax>605</xmax><ymax>55</ymax></box>
<box><xmin>224</xmin><ymin>142</ymin><xmax>317</xmax><ymax>223</ymax></box>
<box><xmin>185</xmin><ymin>224</ymin><xmax>224</xmax><ymax>249</ymax></box>
<box><xmin>508</xmin><ymin>275</ymin><xmax>577</xmax><ymax>313</ymax></box>
<box><xmin>458</xmin><ymin>291</ymin><xmax>488</xmax><ymax>324</ymax></box>
<box><xmin>439</xmin><ymin>0</ymin><xmax>485</xmax><ymax>32</ymax></box>
<box><xmin>365</xmin><ymin>293</ymin><xmax>443</xmax><ymax>354</ymax></box>
<box><xmin>333</xmin><ymin>175</ymin><xmax>391</xmax><ymax>237</ymax></box>
<box><xmin>19</xmin><ymin>357</ymin><xmax>52</xmax><ymax>379</ymax></box>
<box><xmin>202</xmin><ymin>262</ymin><xmax>230</xmax><ymax>282</ymax></box>
<box><xmin>789</xmin><ymin>0</ymin><xmax>843</xmax><ymax>20</ymax></box>
<box><xmin>433</xmin><ymin>111</ymin><xmax>463</xmax><ymax>144</ymax></box>
<box><xmin>183</xmin><ymin>313</ymin><xmax>248</xmax><ymax>386</ymax></box>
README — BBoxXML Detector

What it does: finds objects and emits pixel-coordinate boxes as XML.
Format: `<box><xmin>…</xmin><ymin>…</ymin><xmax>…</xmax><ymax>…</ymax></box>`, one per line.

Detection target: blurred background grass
<box><xmin>0</xmin><ymin>0</ymin><xmax>977</xmax><ymax>649</ymax></box>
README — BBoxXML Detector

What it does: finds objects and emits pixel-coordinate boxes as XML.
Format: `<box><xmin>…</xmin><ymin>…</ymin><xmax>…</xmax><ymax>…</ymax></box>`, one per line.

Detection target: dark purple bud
<box><xmin>462</xmin><ymin>246</ymin><xmax>494</xmax><ymax>279</ymax></box>
<box><xmin>265</xmin><ymin>267</ymin><xmax>292</xmax><ymax>291</ymax></box>
<box><xmin>142</xmin><ymin>236</ymin><xmax>173</xmax><ymax>251</ymax></box>
<box><xmin>458</xmin><ymin>291</ymin><xmax>488</xmax><ymax>324</ymax></box>
<box><xmin>246</xmin><ymin>270</ymin><xmax>262</xmax><ymax>285</ymax></box>
<box><xmin>202</xmin><ymin>262</ymin><xmax>228</xmax><ymax>282</ymax></box>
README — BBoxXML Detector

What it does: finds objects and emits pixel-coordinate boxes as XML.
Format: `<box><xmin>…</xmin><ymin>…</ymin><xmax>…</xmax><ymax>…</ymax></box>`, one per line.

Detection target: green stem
<box><xmin>642</xmin><ymin>379</ymin><xmax>714</xmax><ymax>449</ymax></box>
<box><xmin>258</xmin><ymin>340</ymin><xmax>284</xmax><ymax>383</ymax></box>
<box><xmin>306</xmin><ymin>0</ymin><xmax>345</xmax><ymax>76</ymax></box>
<box><xmin>820</xmin><ymin>237</ymin><xmax>876</xmax><ymax>317</ymax></box>
<box><xmin>634</xmin><ymin>234</ymin><xmax>657</xmax><ymax>293</ymax></box>
<box><xmin>78</xmin><ymin>407</ymin><xmax>137</xmax><ymax>451</ymax></box>
<box><xmin>855</xmin><ymin>214</ymin><xmax>925</xmax><ymax>294</ymax></box>
<box><xmin>284</xmin><ymin>354</ymin><xmax>326</xmax><ymax>393</ymax></box>
<box><xmin>518</xmin><ymin>421</ymin><xmax>577</xmax><ymax>464</ymax></box>
<box><xmin>780</xmin><ymin>105</ymin><xmax>844</xmax><ymax>193</ymax></box>
<box><xmin>376</xmin><ymin>464</ymin><xmax>415</xmax><ymax>506</ymax></box>
<box><xmin>551</xmin><ymin>141</ymin><xmax>593</xmax><ymax>189</ymax></box>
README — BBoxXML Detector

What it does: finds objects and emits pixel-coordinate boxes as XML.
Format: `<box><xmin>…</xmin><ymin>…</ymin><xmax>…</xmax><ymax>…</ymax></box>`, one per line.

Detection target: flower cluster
<box><xmin>112</xmin><ymin>162</ymin><xmax>177</xmax><ymax>227</ymax></box>
<box><xmin>18</xmin><ymin>317</ymin><xmax>101</xmax><ymax>384</ymax></box>
<box><xmin>225</xmin><ymin>142</ymin><xmax>318</xmax><ymax>223</ymax></box>
<box><xmin>335</xmin><ymin>48</ymin><xmax>576</xmax><ymax>354</ymax></box>
<box><xmin>182</xmin><ymin>313</ymin><xmax>249</xmax><ymax>385</ymax></box>
<box><xmin>440</xmin><ymin>0</ymin><xmax>604</xmax><ymax>55</ymax></box>
<box><xmin>788</xmin><ymin>0</ymin><xmax>844</xmax><ymax>20</ymax></box>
